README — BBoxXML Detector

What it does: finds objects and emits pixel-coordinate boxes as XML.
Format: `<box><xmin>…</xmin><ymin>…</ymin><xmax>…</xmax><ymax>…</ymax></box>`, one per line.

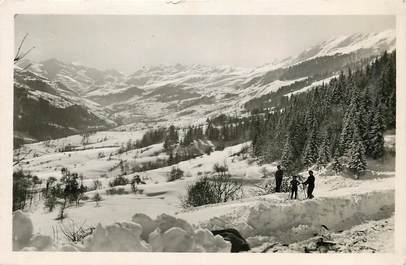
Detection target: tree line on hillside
<box><xmin>164</xmin><ymin>125</ymin><xmax>213</xmax><ymax>165</ymax></box>
<box><xmin>158</xmin><ymin>51</ymin><xmax>395</xmax><ymax>176</ymax></box>
<box><xmin>116</xmin><ymin>51</ymin><xmax>395</xmax><ymax>177</ymax></box>
<box><xmin>205</xmin><ymin>117</ymin><xmax>251</xmax><ymax>148</ymax></box>
<box><xmin>118</xmin><ymin>127</ymin><xmax>167</xmax><ymax>154</ymax></box>
<box><xmin>251</xmin><ymin>51</ymin><xmax>395</xmax><ymax>175</ymax></box>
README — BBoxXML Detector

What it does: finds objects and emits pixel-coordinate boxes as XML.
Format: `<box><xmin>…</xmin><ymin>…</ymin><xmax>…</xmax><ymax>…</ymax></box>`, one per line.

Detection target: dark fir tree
<box><xmin>302</xmin><ymin>125</ymin><xmax>319</xmax><ymax>168</ymax></box>
<box><xmin>164</xmin><ymin>125</ymin><xmax>178</xmax><ymax>151</ymax></box>
<box><xmin>317</xmin><ymin>134</ymin><xmax>331</xmax><ymax>167</ymax></box>
<box><xmin>348</xmin><ymin>126</ymin><xmax>367</xmax><ymax>176</ymax></box>
<box><xmin>331</xmin><ymin>152</ymin><xmax>343</xmax><ymax>174</ymax></box>
<box><xmin>368</xmin><ymin>100</ymin><xmax>386</xmax><ymax>159</ymax></box>
<box><xmin>281</xmin><ymin>135</ymin><xmax>295</xmax><ymax>173</ymax></box>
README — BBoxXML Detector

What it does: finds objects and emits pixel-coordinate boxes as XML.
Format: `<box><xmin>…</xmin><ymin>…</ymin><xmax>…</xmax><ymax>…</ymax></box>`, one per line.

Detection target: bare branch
<box><xmin>59</xmin><ymin>219</ymin><xmax>94</xmax><ymax>243</ymax></box>
<box><xmin>14</xmin><ymin>33</ymin><xmax>35</xmax><ymax>63</ymax></box>
<box><xmin>15</xmin><ymin>33</ymin><xmax>29</xmax><ymax>61</ymax></box>
<box><xmin>17</xmin><ymin>46</ymin><xmax>35</xmax><ymax>62</ymax></box>
<box><xmin>14</xmin><ymin>33</ymin><xmax>28</xmax><ymax>60</ymax></box>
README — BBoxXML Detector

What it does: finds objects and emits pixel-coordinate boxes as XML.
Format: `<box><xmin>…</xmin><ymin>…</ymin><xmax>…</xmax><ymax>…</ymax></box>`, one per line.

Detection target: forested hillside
<box><xmin>130</xmin><ymin>51</ymin><xmax>395</xmax><ymax>176</ymax></box>
<box><xmin>250</xmin><ymin>51</ymin><xmax>395</xmax><ymax>174</ymax></box>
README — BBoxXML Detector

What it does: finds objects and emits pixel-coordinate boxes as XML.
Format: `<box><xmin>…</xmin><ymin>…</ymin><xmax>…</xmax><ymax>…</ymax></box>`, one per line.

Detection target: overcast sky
<box><xmin>15</xmin><ymin>15</ymin><xmax>395</xmax><ymax>73</ymax></box>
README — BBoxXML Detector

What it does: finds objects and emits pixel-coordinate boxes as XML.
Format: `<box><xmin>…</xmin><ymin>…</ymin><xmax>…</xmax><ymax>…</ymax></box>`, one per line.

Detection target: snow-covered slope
<box><xmin>14</xmin><ymin>134</ymin><xmax>395</xmax><ymax>252</ymax></box>
<box><xmin>25</xmin><ymin>58</ymin><xmax>127</xmax><ymax>96</ymax></box>
<box><xmin>14</xmin><ymin>68</ymin><xmax>116</xmax><ymax>145</ymax></box>
<box><xmin>292</xmin><ymin>29</ymin><xmax>395</xmax><ymax>65</ymax></box>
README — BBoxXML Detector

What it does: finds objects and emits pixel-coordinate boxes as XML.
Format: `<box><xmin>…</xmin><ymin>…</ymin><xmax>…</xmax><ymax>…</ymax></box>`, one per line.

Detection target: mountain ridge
<box><xmin>14</xmin><ymin>29</ymin><xmax>395</xmax><ymax>143</ymax></box>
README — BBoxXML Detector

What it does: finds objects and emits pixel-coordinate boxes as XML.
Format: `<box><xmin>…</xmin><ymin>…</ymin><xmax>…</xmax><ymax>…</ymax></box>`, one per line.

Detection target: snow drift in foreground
<box><xmin>13</xmin><ymin>188</ymin><xmax>393</xmax><ymax>252</ymax></box>
<box><xmin>13</xmin><ymin>211</ymin><xmax>231</xmax><ymax>252</ymax></box>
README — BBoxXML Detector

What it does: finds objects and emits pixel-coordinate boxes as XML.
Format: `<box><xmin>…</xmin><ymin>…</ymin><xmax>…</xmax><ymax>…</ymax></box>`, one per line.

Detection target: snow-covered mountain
<box><xmin>15</xmin><ymin>29</ymin><xmax>396</xmax><ymax>140</ymax></box>
<box><xmin>115</xmin><ymin>29</ymin><xmax>395</xmax><ymax>126</ymax></box>
<box><xmin>22</xmin><ymin>58</ymin><xmax>127</xmax><ymax>96</ymax></box>
<box><xmin>13</xmin><ymin>66</ymin><xmax>116</xmax><ymax>146</ymax></box>
<box><xmin>292</xmin><ymin>29</ymin><xmax>395</xmax><ymax>65</ymax></box>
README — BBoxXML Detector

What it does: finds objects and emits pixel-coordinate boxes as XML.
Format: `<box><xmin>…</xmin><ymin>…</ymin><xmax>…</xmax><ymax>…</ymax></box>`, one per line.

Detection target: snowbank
<box><xmin>13</xmin><ymin>189</ymin><xmax>394</xmax><ymax>252</ymax></box>
<box><xmin>84</xmin><ymin>222</ymin><xmax>151</xmax><ymax>251</ymax></box>
<box><xmin>13</xmin><ymin>211</ymin><xmax>231</xmax><ymax>252</ymax></box>
<box><xmin>13</xmin><ymin>210</ymin><xmax>53</xmax><ymax>251</ymax></box>
<box><xmin>249</xmin><ymin>216</ymin><xmax>394</xmax><ymax>253</ymax></box>
<box><xmin>197</xmin><ymin>190</ymin><xmax>394</xmax><ymax>244</ymax></box>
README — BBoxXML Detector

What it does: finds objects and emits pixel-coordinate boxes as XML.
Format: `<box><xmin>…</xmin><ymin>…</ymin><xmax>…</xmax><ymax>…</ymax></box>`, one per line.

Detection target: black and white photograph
<box><xmin>12</xmin><ymin>14</ymin><xmax>396</xmax><ymax>253</ymax></box>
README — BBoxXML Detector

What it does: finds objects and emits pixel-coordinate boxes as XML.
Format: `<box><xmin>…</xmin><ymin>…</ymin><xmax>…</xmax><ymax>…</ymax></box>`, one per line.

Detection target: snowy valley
<box><xmin>13</xmin><ymin>28</ymin><xmax>396</xmax><ymax>253</ymax></box>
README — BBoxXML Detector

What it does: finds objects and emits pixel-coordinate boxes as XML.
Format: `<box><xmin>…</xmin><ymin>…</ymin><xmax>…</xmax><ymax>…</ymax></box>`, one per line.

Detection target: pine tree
<box><xmin>206</xmin><ymin>122</ymin><xmax>215</xmax><ymax>140</ymax></box>
<box><xmin>182</xmin><ymin>127</ymin><xmax>193</xmax><ymax>146</ymax></box>
<box><xmin>317</xmin><ymin>134</ymin><xmax>331</xmax><ymax>167</ymax></box>
<box><xmin>251</xmin><ymin>118</ymin><xmax>263</xmax><ymax>157</ymax></box>
<box><xmin>348</xmin><ymin>126</ymin><xmax>367</xmax><ymax>176</ymax></box>
<box><xmin>387</xmin><ymin>89</ymin><xmax>396</xmax><ymax>129</ymax></box>
<box><xmin>339</xmin><ymin>109</ymin><xmax>354</xmax><ymax>155</ymax></box>
<box><xmin>222</xmin><ymin>125</ymin><xmax>230</xmax><ymax>142</ymax></box>
<box><xmin>168</xmin><ymin>151</ymin><xmax>174</xmax><ymax>165</ymax></box>
<box><xmin>361</xmin><ymin>87</ymin><xmax>374</xmax><ymax>147</ymax></box>
<box><xmin>331</xmin><ymin>155</ymin><xmax>343</xmax><ymax>174</ymax></box>
<box><xmin>386</xmin><ymin>55</ymin><xmax>396</xmax><ymax>129</ymax></box>
<box><xmin>339</xmin><ymin>86</ymin><xmax>364</xmax><ymax>155</ymax></box>
<box><xmin>281</xmin><ymin>135</ymin><xmax>294</xmax><ymax>174</ymax></box>
<box><xmin>164</xmin><ymin>125</ymin><xmax>178</xmax><ymax>151</ymax></box>
<box><xmin>368</xmin><ymin>101</ymin><xmax>385</xmax><ymax>159</ymax></box>
<box><xmin>302</xmin><ymin>126</ymin><xmax>318</xmax><ymax>168</ymax></box>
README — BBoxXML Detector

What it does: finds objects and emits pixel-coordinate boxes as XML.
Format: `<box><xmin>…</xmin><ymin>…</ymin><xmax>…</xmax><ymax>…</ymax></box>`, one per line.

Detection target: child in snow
<box><xmin>303</xmin><ymin>170</ymin><xmax>315</xmax><ymax>199</ymax></box>
<box><xmin>290</xmin><ymin>175</ymin><xmax>300</xmax><ymax>199</ymax></box>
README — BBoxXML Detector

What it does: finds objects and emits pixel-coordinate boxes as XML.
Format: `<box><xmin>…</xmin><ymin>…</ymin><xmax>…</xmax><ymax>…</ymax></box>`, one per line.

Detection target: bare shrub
<box><xmin>182</xmin><ymin>173</ymin><xmax>243</xmax><ymax>208</ymax></box>
<box><xmin>167</xmin><ymin>167</ymin><xmax>184</xmax><ymax>182</ymax></box>
<box><xmin>108</xmin><ymin>176</ymin><xmax>129</xmax><ymax>187</ymax></box>
<box><xmin>92</xmin><ymin>192</ymin><xmax>102</xmax><ymax>206</ymax></box>
<box><xmin>59</xmin><ymin>219</ymin><xmax>95</xmax><ymax>243</ymax></box>
<box><xmin>209</xmin><ymin>173</ymin><xmax>243</xmax><ymax>203</ymax></box>
<box><xmin>130</xmin><ymin>175</ymin><xmax>146</xmax><ymax>193</ymax></box>
<box><xmin>182</xmin><ymin>176</ymin><xmax>215</xmax><ymax>207</ymax></box>
<box><xmin>213</xmin><ymin>163</ymin><xmax>228</xmax><ymax>173</ymax></box>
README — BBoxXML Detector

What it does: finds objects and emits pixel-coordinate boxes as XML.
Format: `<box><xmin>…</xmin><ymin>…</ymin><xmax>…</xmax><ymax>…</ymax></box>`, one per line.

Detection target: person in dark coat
<box><xmin>290</xmin><ymin>175</ymin><xmax>300</xmax><ymax>199</ymax></box>
<box><xmin>275</xmin><ymin>165</ymin><xmax>283</xmax><ymax>192</ymax></box>
<box><xmin>303</xmin><ymin>170</ymin><xmax>315</xmax><ymax>199</ymax></box>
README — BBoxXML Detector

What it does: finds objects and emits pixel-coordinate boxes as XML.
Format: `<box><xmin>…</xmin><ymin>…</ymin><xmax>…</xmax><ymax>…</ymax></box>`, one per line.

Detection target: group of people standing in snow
<box><xmin>274</xmin><ymin>165</ymin><xmax>315</xmax><ymax>200</ymax></box>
